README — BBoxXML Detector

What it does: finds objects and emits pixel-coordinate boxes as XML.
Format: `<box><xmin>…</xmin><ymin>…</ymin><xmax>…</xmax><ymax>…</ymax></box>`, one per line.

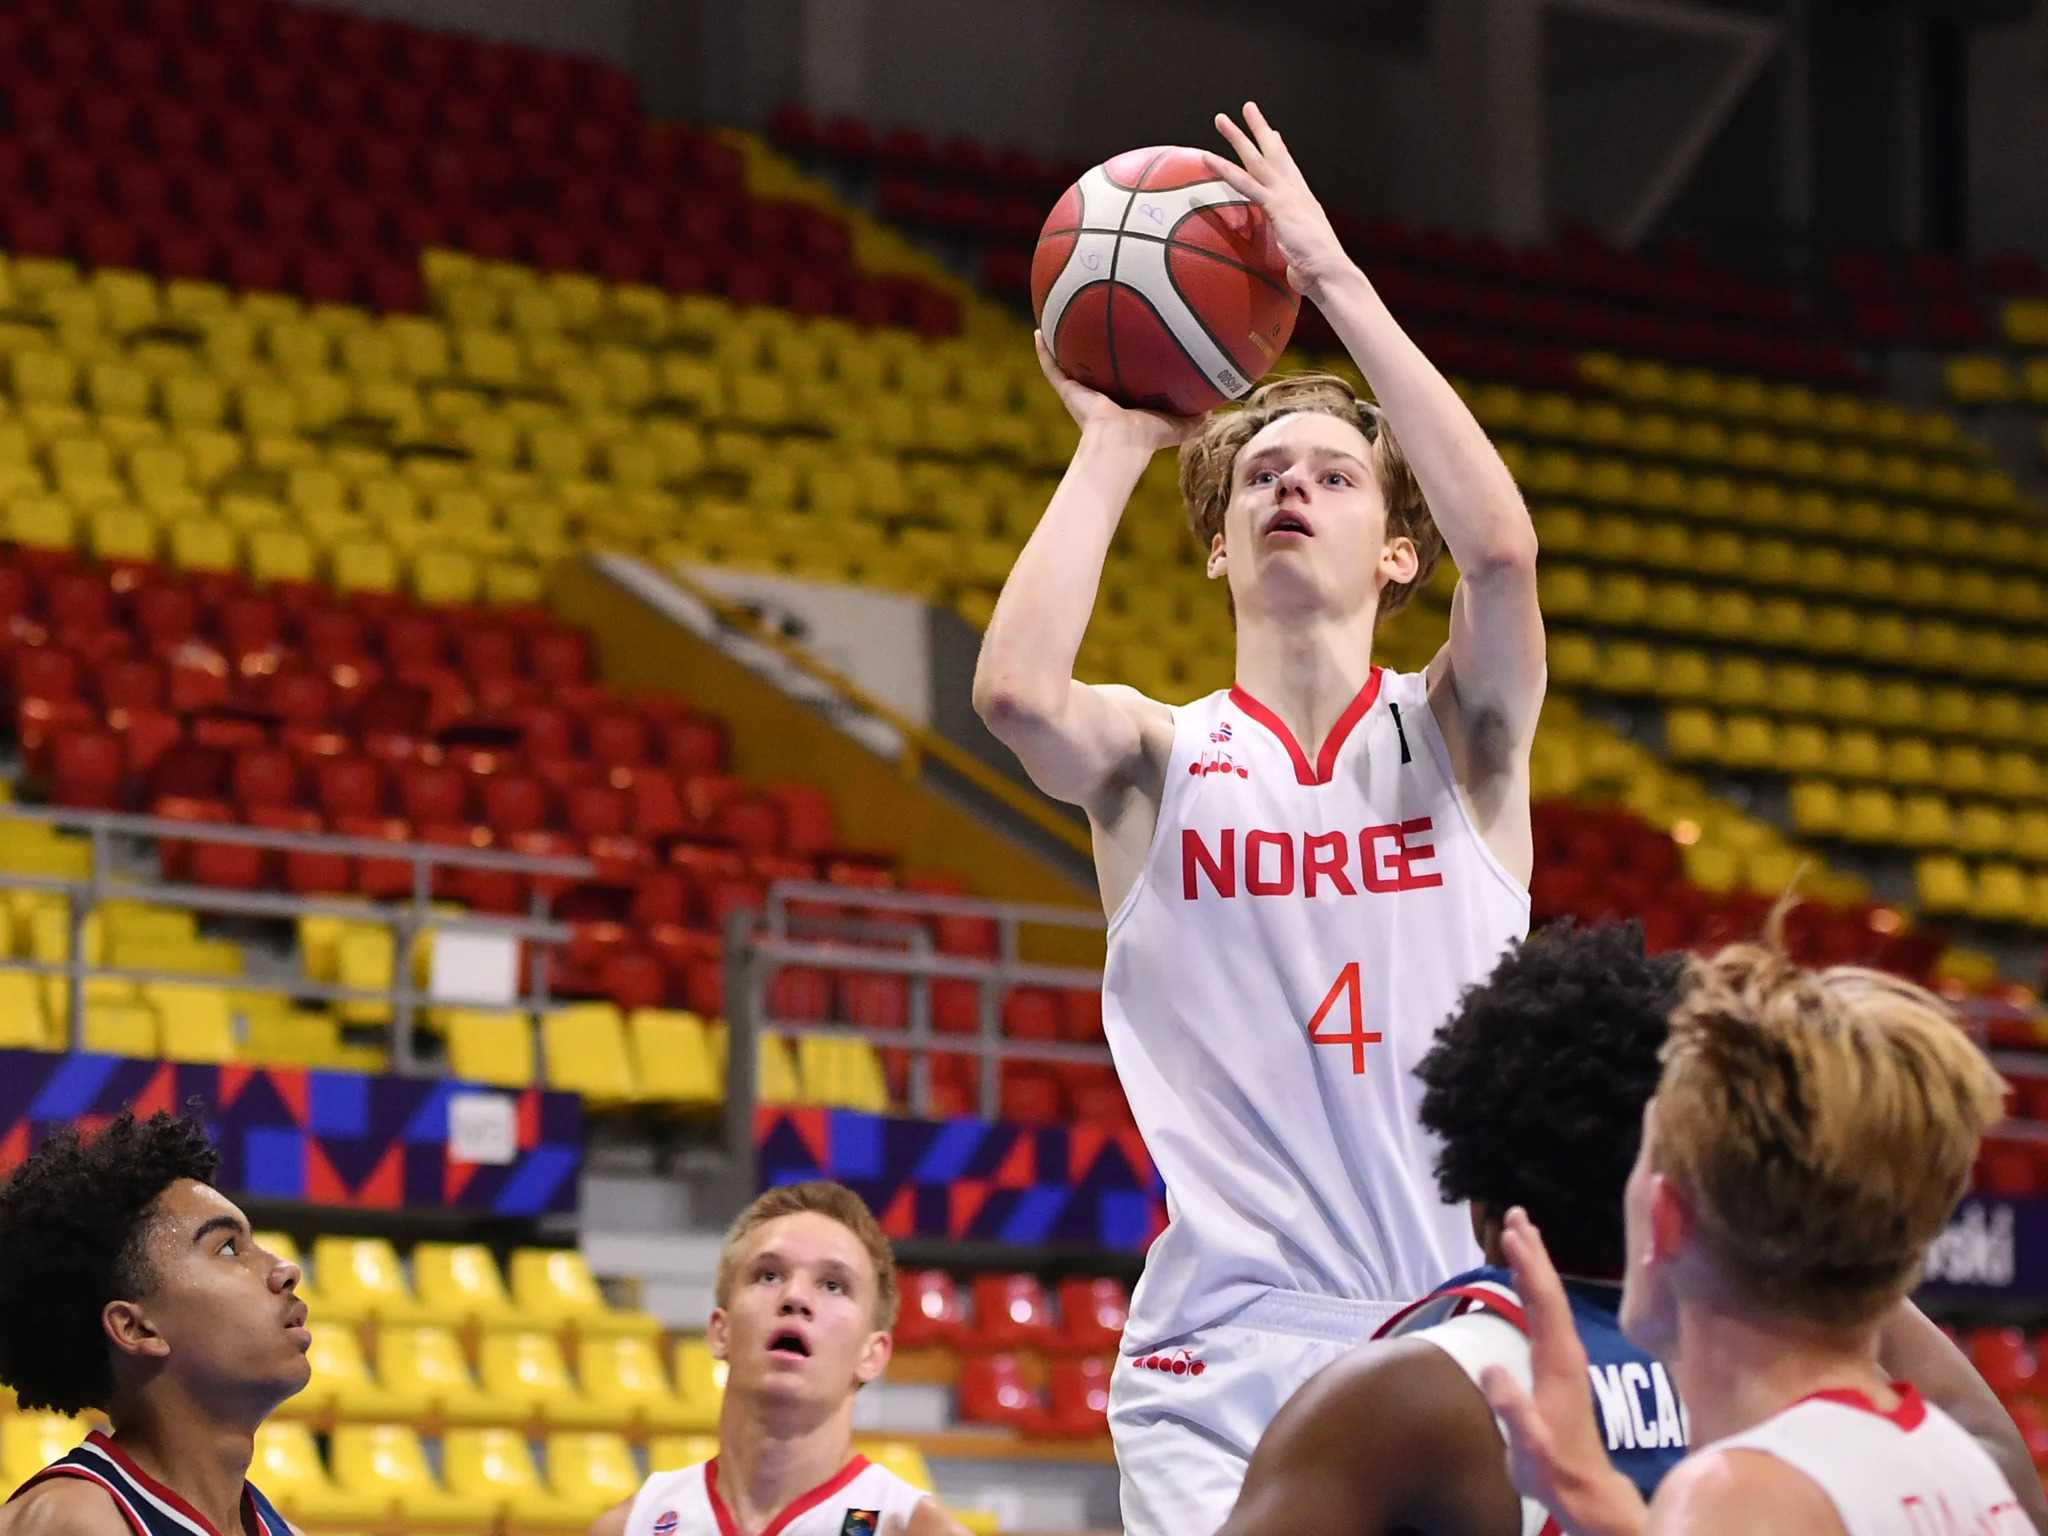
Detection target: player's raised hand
<box><xmin>1201</xmin><ymin>102</ymin><xmax>1349</xmax><ymax>301</ymax></box>
<box><xmin>1479</xmin><ymin>1209</ymin><xmax>1651</xmax><ymax>1536</ymax></box>
<box><xmin>1033</xmin><ymin>330</ymin><xmax>1201</xmax><ymax>453</ymax></box>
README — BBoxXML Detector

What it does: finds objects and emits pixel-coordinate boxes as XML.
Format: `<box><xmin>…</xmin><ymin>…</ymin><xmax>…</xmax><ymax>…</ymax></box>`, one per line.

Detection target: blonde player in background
<box><xmin>589</xmin><ymin>1183</ymin><xmax>970</xmax><ymax>1536</ymax></box>
<box><xmin>973</xmin><ymin>100</ymin><xmax>1542</xmax><ymax>1534</ymax></box>
<box><xmin>1481</xmin><ymin>939</ymin><xmax>2030</xmax><ymax>1535</ymax></box>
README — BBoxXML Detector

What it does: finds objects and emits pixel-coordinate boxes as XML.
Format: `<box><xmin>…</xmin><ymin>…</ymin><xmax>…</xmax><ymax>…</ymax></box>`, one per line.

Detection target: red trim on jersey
<box><xmin>1797</xmin><ymin>1381</ymin><xmax>1927</xmax><ymax>1432</ymax></box>
<box><xmin>10</xmin><ymin>1465</ymin><xmax>151</xmax><ymax>1536</ymax></box>
<box><xmin>704</xmin><ymin>1453</ymin><xmax>872</xmax><ymax>1536</ymax></box>
<box><xmin>1373</xmin><ymin>1282</ymin><xmax>1529</xmax><ymax>1341</ymax></box>
<box><xmin>87</xmin><ymin>1432</ymin><xmax>250</xmax><ymax>1536</ymax></box>
<box><xmin>1228</xmin><ymin>669</ymin><xmax>1383</xmax><ymax>786</ymax></box>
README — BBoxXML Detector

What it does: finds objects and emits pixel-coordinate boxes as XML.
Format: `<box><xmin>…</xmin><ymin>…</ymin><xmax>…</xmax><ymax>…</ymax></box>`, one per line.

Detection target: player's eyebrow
<box><xmin>816</xmin><ymin>1257</ymin><xmax>858</xmax><ymax>1287</ymax></box>
<box><xmin>191</xmin><ymin>1214</ymin><xmax>246</xmax><ymax>1246</ymax></box>
<box><xmin>1240</xmin><ymin>445</ymin><xmax>1368</xmax><ymax>477</ymax></box>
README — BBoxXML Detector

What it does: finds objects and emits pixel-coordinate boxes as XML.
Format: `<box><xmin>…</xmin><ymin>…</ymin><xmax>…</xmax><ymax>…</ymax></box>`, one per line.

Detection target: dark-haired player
<box><xmin>1216</xmin><ymin>922</ymin><xmax>2048</xmax><ymax>1536</ymax></box>
<box><xmin>0</xmin><ymin>1111</ymin><xmax>307</xmax><ymax>1536</ymax></box>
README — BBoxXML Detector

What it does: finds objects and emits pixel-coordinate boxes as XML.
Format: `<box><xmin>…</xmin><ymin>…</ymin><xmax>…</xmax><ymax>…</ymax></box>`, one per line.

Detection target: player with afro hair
<box><xmin>0</xmin><ymin>1111</ymin><xmax>309</xmax><ymax>1536</ymax></box>
<box><xmin>1215</xmin><ymin>920</ymin><xmax>2046</xmax><ymax>1536</ymax></box>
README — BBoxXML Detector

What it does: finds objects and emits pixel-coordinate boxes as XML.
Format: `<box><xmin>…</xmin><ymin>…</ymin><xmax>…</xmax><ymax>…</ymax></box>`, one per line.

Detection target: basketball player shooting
<box><xmin>974</xmin><ymin>101</ymin><xmax>1543</xmax><ymax>1534</ymax></box>
<box><xmin>588</xmin><ymin>1182</ymin><xmax>970</xmax><ymax>1536</ymax></box>
<box><xmin>1217</xmin><ymin>921</ymin><xmax>2048</xmax><ymax>1536</ymax></box>
<box><xmin>0</xmin><ymin>1112</ymin><xmax>306</xmax><ymax>1536</ymax></box>
<box><xmin>1480</xmin><ymin>943</ymin><xmax>2036</xmax><ymax>1536</ymax></box>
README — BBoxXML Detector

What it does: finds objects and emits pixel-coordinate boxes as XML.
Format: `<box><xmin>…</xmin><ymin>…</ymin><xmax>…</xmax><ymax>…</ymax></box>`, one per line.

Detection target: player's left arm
<box><xmin>1641</xmin><ymin>1451</ymin><xmax>1844</xmax><ymax>1536</ymax></box>
<box><xmin>1876</xmin><ymin>1299</ymin><xmax>2048</xmax><ymax>1534</ymax></box>
<box><xmin>899</xmin><ymin>1497</ymin><xmax>974</xmax><ymax>1536</ymax></box>
<box><xmin>1204</xmin><ymin>103</ymin><xmax>1544</xmax><ymax>760</ymax></box>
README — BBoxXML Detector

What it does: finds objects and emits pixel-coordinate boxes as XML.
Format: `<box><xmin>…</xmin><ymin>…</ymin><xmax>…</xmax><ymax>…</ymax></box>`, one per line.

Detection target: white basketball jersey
<box><xmin>622</xmin><ymin>1455</ymin><xmax>929</xmax><ymax>1536</ymax></box>
<box><xmin>1103</xmin><ymin>669</ymin><xmax>1529</xmax><ymax>1350</ymax></box>
<box><xmin>1711</xmin><ymin>1386</ymin><xmax>2027</xmax><ymax>1536</ymax></box>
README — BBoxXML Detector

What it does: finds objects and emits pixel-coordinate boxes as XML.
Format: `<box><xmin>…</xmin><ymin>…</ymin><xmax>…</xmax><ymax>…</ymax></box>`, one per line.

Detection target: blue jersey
<box><xmin>1378</xmin><ymin>1265</ymin><xmax>1688</xmax><ymax>1518</ymax></box>
<box><xmin>9</xmin><ymin>1430</ymin><xmax>292</xmax><ymax>1536</ymax></box>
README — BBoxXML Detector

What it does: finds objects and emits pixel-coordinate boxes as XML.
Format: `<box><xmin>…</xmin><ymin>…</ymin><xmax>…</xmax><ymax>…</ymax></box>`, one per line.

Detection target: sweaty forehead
<box><xmin>1238</xmin><ymin>409</ymin><xmax>1374</xmax><ymax>468</ymax></box>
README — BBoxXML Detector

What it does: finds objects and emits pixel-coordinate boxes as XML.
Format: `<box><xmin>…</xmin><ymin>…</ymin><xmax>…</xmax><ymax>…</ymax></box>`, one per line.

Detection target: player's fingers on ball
<box><xmin>1199</xmin><ymin>150</ymin><xmax>1260</xmax><ymax>197</ymax></box>
<box><xmin>1213</xmin><ymin>112</ymin><xmax>1263</xmax><ymax>167</ymax></box>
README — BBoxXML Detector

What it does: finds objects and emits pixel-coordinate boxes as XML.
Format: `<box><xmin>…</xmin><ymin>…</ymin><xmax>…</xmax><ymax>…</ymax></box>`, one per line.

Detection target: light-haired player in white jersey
<box><xmin>973</xmin><ymin>101</ymin><xmax>1543</xmax><ymax>1535</ymax></box>
<box><xmin>1482</xmin><ymin>936</ymin><xmax>2031</xmax><ymax>1536</ymax></box>
<box><xmin>589</xmin><ymin>1183</ymin><xmax>970</xmax><ymax>1536</ymax></box>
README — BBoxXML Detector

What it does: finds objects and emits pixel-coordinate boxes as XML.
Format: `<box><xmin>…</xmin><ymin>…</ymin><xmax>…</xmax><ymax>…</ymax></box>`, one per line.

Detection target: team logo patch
<box><xmin>839</xmin><ymin>1512</ymin><xmax>880</xmax><ymax>1535</ymax></box>
<box><xmin>1209</xmin><ymin>721</ymin><xmax>1233</xmax><ymax>743</ymax></box>
<box><xmin>652</xmin><ymin>1512</ymin><xmax>679</xmax><ymax>1536</ymax></box>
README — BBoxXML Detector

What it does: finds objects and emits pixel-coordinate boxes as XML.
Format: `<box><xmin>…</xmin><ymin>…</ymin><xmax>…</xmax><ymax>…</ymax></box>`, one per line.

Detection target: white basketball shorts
<box><xmin>1107</xmin><ymin>1287</ymin><xmax>1401</xmax><ymax>1536</ymax></box>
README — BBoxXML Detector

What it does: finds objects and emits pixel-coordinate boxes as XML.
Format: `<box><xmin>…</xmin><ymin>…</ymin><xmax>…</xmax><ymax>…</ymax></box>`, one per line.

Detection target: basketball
<box><xmin>1031</xmin><ymin>146</ymin><xmax>1301</xmax><ymax>417</ymax></box>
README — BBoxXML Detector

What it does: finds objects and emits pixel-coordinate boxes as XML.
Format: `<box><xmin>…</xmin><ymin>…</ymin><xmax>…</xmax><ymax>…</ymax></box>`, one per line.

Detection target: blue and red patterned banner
<box><xmin>0</xmin><ymin>1051</ymin><xmax>581</xmax><ymax>1216</ymax></box>
<box><xmin>756</xmin><ymin>1106</ymin><xmax>1166</xmax><ymax>1252</ymax></box>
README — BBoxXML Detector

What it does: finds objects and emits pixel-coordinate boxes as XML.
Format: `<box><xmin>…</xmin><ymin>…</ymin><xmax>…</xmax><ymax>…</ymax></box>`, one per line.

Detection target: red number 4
<box><xmin>1307</xmin><ymin>962</ymin><xmax>1382</xmax><ymax>1076</ymax></box>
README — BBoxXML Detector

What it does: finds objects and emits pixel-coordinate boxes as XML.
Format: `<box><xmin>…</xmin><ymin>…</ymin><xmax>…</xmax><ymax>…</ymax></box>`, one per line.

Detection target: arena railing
<box><xmin>0</xmin><ymin>803</ymin><xmax>591</xmax><ymax>1074</ymax></box>
<box><xmin>720</xmin><ymin>879</ymin><xmax>1112</xmax><ymax>1197</ymax></box>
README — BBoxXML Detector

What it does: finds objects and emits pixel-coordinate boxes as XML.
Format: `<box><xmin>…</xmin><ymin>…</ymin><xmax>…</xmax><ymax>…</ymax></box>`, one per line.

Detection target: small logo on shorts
<box><xmin>652</xmin><ymin>1512</ymin><xmax>678</xmax><ymax>1536</ymax></box>
<box><xmin>1136</xmin><ymin>1347</ymin><xmax>1205</xmax><ymax>1376</ymax></box>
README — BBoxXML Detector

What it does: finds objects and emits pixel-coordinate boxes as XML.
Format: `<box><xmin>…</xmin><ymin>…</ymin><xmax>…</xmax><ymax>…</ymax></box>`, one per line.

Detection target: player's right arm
<box><xmin>972</xmin><ymin>335</ymin><xmax>1189</xmax><ymax>823</ymax></box>
<box><xmin>1217</xmin><ymin>1337</ymin><xmax>1521</xmax><ymax>1536</ymax></box>
<box><xmin>0</xmin><ymin>1478</ymin><xmax>141</xmax><ymax>1536</ymax></box>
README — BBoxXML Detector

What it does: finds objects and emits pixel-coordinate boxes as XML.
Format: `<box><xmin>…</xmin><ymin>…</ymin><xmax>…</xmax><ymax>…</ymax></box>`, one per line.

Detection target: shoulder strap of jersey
<box><xmin>10</xmin><ymin>1432</ymin><xmax>283</xmax><ymax>1536</ymax></box>
<box><xmin>1374</xmin><ymin>1268</ymin><xmax>1529</xmax><ymax>1341</ymax></box>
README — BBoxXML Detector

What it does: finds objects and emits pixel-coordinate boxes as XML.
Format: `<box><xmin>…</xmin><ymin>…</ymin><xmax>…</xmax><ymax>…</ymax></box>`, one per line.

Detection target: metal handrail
<box><xmin>721</xmin><ymin>881</ymin><xmax>1112</xmax><ymax>1206</ymax></box>
<box><xmin>661</xmin><ymin>565</ymin><xmax>1093</xmax><ymax>860</ymax></box>
<box><xmin>0</xmin><ymin>803</ymin><xmax>594</xmax><ymax>1075</ymax></box>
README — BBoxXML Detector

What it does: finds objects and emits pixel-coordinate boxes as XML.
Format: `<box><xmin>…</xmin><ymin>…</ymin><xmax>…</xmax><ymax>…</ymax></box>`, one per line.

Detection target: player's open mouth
<box><xmin>767</xmin><ymin>1329</ymin><xmax>811</xmax><ymax>1357</ymax></box>
<box><xmin>1262</xmin><ymin>511</ymin><xmax>1313</xmax><ymax>538</ymax></box>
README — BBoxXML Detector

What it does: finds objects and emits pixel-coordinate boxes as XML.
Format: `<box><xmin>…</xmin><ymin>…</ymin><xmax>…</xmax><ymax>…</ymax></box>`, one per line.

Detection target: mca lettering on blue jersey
<box><xmin>1380</xmin><ymin>1264</ymin><xmax>1689</xmax><ymax>1502</ymax></box>
<box><xmin>8</xmin><ymin>1429</ymin><xmax>291</xmax><ymax>1536</ymax></box>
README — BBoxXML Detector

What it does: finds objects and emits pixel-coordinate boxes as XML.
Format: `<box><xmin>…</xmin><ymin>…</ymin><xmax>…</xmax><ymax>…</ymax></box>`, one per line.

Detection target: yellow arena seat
<box><xmin>628</xmin><ymin>1009</ymin><xmax>722</xmax><ymax>1111</ymax></box>
<box><xmin>510</xmin><ymin>1249</ymin><xmax>661</xmax><ymax>1338</ymax></box>
<box><xmin>311</xmin><ymin>1236</ymin><xmax>428</xmax><ymax>1325</ymax></box>
<box><xmin>476</xmin><ymin>1331</ymin><xmax>618</xmax><ymax>1429</ymax></box>
<box><xmin>411</xmin><ymin>1243</ymin><xmax>520</xmax><ymax>1331</ymax></box>
<box><xmin>248</xmin><ymin>526</ymin><xmax>317</xmax><ymax>585</ymax></box>
<box><xmin>1</xmin><ymin>1415</ymin><xmax>90</xmax><ymax>1488</ymax></box>
<box><xmin>148</xmin><ymin>983</ymin><xmax>235</xmax><ymax>1063</ymax></box>
<box><xmin>577</xmin><ymin>1343</ymin><xmax>696</xmax><ymax>1441</ymax></box>
<box><xmin>546</xmin><ymin>1432</ymin><xmax>642</xmax><ymax>1522</ymax></box>
<box><xmin>671</xmin><ymin>1336</ymin><xmax>726</xmax><ymax>1432</ymax></box>
<box><xmin>543</xmin><ymin>1003</ymin><xmax>638</xmax><ymax>1105</ymax></box>
<box><xmin>0</xmin><ymin>971</ymin><xmax>53</xmax><ymax>1050</ymax></box>
<box><xmin>442</xmin><ymin>1428</ymin><xmax>588</xmax><ymax>1526</ymax></box>
<box><xmin>373</xmin><ymin>1325</ymin><xmax>502</xmax><ymax>1424</ymax></box>
<box><xmin>284</xmin><ymin>1323</ymin><xmax>416</xmax><ymax>1422</ymax></box>
<box><xmin>445</xmin><ymin>1008</ymin><xmax>535</xmax><ymax>1087</ymax></box>
<box><xmin>413</xmin><ymin>547</ymin><xmax>482</xmax><ymax>606</ymax></box>
<box><xmin>1971</xmin><ymin>863</ymin><xmax>2032</xmax><ymax>925</ymax></box>
<box><xmin>329</xmin><ymin>1424</ymin><xmax>498</xmax><ymax>1525</ymax></box>
<box><xmin>81</xmin><ymin>1000</ymin><xmax>158</xmax><ymax>1058</ymax></box>
<box><xmin>251</xmin><ymin>1422</ymin><xmax>391</xmax><ymax>1525</ymax></box>
<box><xmin>797</xmin><ymin>1037</ymin><xmax>889</xmax><ymax>1112</ymax></box>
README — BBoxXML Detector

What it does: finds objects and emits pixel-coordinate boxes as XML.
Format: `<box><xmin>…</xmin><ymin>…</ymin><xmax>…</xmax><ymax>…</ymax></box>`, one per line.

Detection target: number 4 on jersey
<box><xmin>1307</xmin><ymin>962</ymin><xmax>1382</xmax><ymax>1076</ymax></box>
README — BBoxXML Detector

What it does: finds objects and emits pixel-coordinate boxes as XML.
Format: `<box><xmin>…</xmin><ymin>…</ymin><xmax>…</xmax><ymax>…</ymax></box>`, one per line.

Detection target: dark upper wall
<box><xmin>311</xmin><ymin>0</ymin><xmax>2048</xmax><ymax>258</ymax></box>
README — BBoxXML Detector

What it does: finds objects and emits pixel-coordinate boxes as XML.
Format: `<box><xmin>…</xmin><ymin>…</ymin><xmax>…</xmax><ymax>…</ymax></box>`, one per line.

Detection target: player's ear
<box><xmin>1378</xmin><ymin>533</ymin><xmax>1418</xmax><ymax>587</ymax></box>
<box><xmin>1206</xmin><ymin>530</ymin><xmax>1227</xmax><ymax>580</ymax></box>
<box><xmin>707</xmin><ymin>1307</ymin><xmax>730</xmax><ymax>1362</ymax></box>
<box><xmin>1647</xmin><ymin>1174</ymin><xmax>1689</xmax><ymax>1263</ymax></box>
<box><xmin>103</xmin><ymin>1299</ymin><xmax>170</xmax><ymax>1362</ymax></box>
<box><xmin>854</xmin><ymin>1328</ymin><xmax>892</xmax><ymax>1386</ymax></box>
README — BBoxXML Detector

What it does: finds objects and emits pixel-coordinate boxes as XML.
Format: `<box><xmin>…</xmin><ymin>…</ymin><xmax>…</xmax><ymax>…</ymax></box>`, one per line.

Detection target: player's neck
<box><xmin>713</xmin><ymin>1395</ymin><xmax>857</xmax><ymax>1535</ymax></box>
<box><xmin>107</xmin><ymin>1388</ymin><xmax>258</xmax><ymax>1536</ymax></box>
<box><xmin>1232</xmin><ymin>606</ymin><xmax>1379</xmax><ymax>747</ymax></box>
<box><xmin>1669</xmin><ymin>1298</ymin><xmax>1889</xmax><ymax>1446</ymax></box>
